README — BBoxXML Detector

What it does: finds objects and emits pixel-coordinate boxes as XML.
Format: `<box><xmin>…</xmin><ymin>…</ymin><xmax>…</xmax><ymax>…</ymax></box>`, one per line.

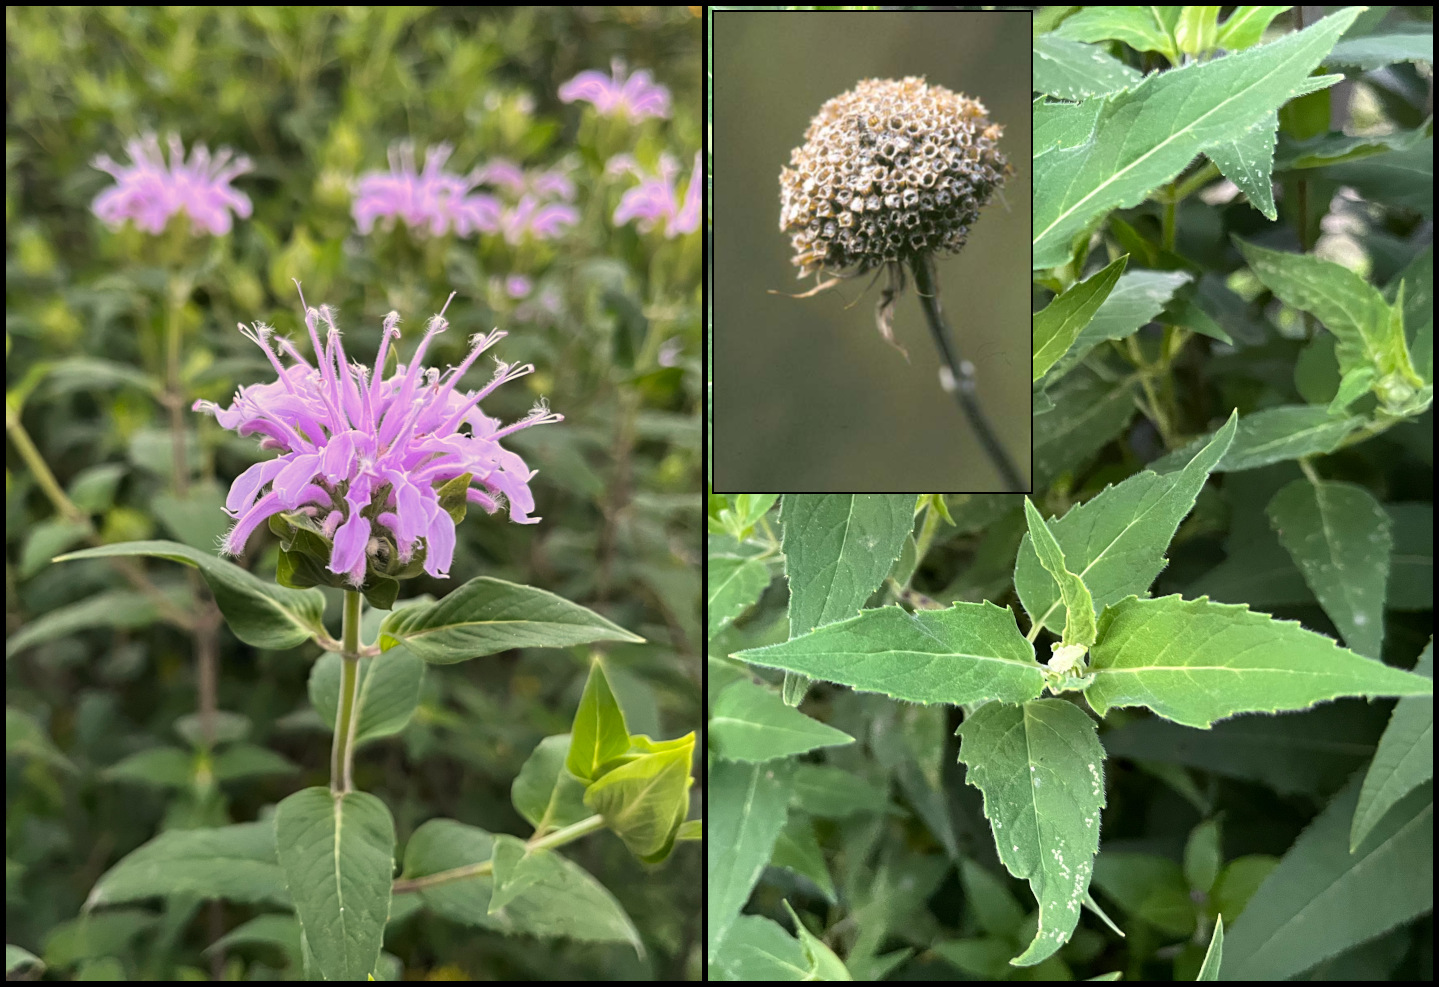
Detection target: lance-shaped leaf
<box><xmin>1033</xmin><ymin>255</ymin><xmax>1128</xmax><ymax>382</ymax></box>
<box><xmin>1033</xmin><ymin>35</ymin><xmax>1143</xmax><ymax>101</ymax></box>
<box><xmin>958</xmin><ymin>700</ymin><xmax>1106</xmax><ymax>967</ymax></box>
<box><xmin>1197</xmin><ymin>914</ymin><xmax>1225</xmax><ymax>980</ymax></box>
<box><xmin>584</xmin><ymin>731</ymin><xmax>694</xmax><ymax>863</ymax></box>
<box><xmin>511</xmin><ymin>734</ymin><xmax>590</xmax><ymax>834</ymax></box>
<box><xmin>1207</xmin><ymin>113</ymin><xmax>1279</xmax><ymax>219</ymax></box>
<box><xmin>1042</xmin><ymin>270</ymin><xmax>1192</xmax><ymax>385</ymax></box>
<box><xmin>566</xmin><ymin>660</ymin><xmax>630</xmax><ymax>783</ymax></box>
<box><xmin>709</xmin><ymin>679</ymin><xmax>854</xmax><ymax>762</ymax></box>
<box><xmin>1325</xmin><ymin>32</ymin><xmax>1436</xmax><ymax>71</ymax></box>
<box><xmin>1216</xmin><ymin>6</ymin><xmax>1293</xmax><ymax>50</ymax></box>
<box><xmin>1022</xmin><ymin>498</ymin><xmax>1096</xmax><ymax>649</ymax></box>
<box><xmin>1033</xmin><ymin>8</ymin><xmax>1359</xmax><ymax>268</ymax></box>
<box><xmin>708</xmin><ymin>758</ymin><xmax>792</xmax><ymax>962</ymax></box>
<box><xmin>1267</xmin><ymin>479</ymin><xmax>1391</xmax><ymax>658</ymax></box>
<box><xmin>1223</xmin><ymin>773</ymin><xmax>1433</xmax><ymax>980</ymax></box>
<box><xmin>87</xmin><ymin>821</ymin><xmax>288</xmax><ymax>909</ymax></box>
<box><xmin>1054</xmin><ymin>6</ymin><xmax>1180</xmax><ymax>60</ymax></box>
<box><xmin>1351</xmin><ymin>642</ymin><xmax>1433</xmax><ymax>851</ymax></box>
<box><xmin>274</xmin><ymin>787</ymin><xmax>394</xmax><ymax>982</ymax></box>
<box><xmin>736</xmin><ymin>604</ymin><xmax>1043</xmax><ymax>707</ymax></box>
<box><xmin>1087</xmin><ymin>595</ymin><xmax>1434</xmax><ymax>728</ymax></box>
<box><xmin>379</xmin><ymin>576</ymin><xmax>642</xmax><ymax>663</ymax></box>
<box><xmin>1151</xmin><ymin>405</ymin><xmax>1364</xmax><ymax>474</ymax></box>
<box><xmin>400</xmin><ymin>819</ymin><xmax>641</xmax><ymax>951</ymax></box>
<box><xmin>709</xmin><ymin>555</ymin><xmax>771</xmax><ymax>639</ymax></box>
<box><xmin>780</xmin><ymin>494</ymin><xmax>915</xmax><ymax>705</ymax></box>
<box><xmin>1235</xmin><ymin>238</ymin><xmax>1420</xmax><ymax>386</ymax></box>
<box><xmin>56</xmin><ymin>540</ymin><xmax>325</xmax><ymax>650</ymax></box>
<box><xmin>1016</xmin><ymin>411</ymin><xmax>1237</xmax><ymax>637</ymax></box>
<box><xmin>309</xmin><ymin>646</ymin><xmax>425</xmax><ymax>745</ymax></box>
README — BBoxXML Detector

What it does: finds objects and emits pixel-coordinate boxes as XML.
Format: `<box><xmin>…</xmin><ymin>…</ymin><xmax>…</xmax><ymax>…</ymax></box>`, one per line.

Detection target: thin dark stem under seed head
<box><xmin>908</xmin><ymin>253</ymin><xmax>1026</xmax><ymax>492</ymax></box>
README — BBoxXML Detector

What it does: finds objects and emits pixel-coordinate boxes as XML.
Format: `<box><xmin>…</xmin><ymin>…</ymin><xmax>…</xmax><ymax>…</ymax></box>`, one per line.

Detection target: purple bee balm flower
<box><xmin>194</xmin><ymin>289</ymin><xmax>562</xmax><ymax>586</ymax></box>
<box><xmin>353</xmin><ymin>143</ymin><xmax>501</xmax><ymax>237</ymax></box>
<box><xmin>559</xmin><ymin>58</ymin><xmax>671</xmax><ymax>122</ymax></box>
<box><xmin>612</xmin><ymin>151</ymin><xmax>702</xmax><ymax>238</ymax></box>
<box><xmin>92</xmin><ymin>133</ymin><xmax>253</xmax><ymax>236</ymax></box>
<box><xmin>505</xmin><ymin>275</ymin><xmax>533</xmax><ymax>300</ymax></box>
<box><xmin>476</xmin><ymin>159</ymin><xmax>578</xmax><ymax>203</ymax></box>
<box><xmin>500</xmin><ymin>195</ymin><xmax>580</xmax><ymax>245</ymax></box>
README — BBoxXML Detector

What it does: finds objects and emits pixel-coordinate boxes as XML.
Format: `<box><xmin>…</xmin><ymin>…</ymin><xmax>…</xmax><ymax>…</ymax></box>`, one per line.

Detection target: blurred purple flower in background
<box><xmin>92</xmin><ymin>133</ymin><xmax>253</xmax><ymax>236</ymax></box>
<box><xmin>505</xmin><ymin>275</ymin><xmax>533</xmax><ymax>300</ymax></box>
<box><xmin>559</xmin><ymin>59</ymin><xmax>671</xmax><ymax>122</ymax></box>
<box><xmin>194</xmin><ymin>291</ymin><xmax>562</xmax><ymax>585</ymax></box>
<box><xmin>352</xmin><ymin>143</ymin><xmax>501</xmax><ymax>237</ymax></box>
<box><xmin>611</xmin><ymin>151</ymin><xmax>701</xmax><ymax>238</ymax></box>
<box><xmin>500</xmin><ymin>195</ymin><xmax>580</xmax><ymax>244</ymax></box>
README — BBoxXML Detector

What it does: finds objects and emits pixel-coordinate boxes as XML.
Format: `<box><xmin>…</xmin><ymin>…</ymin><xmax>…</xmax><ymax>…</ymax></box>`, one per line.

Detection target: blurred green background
<box><xmin>6</xmin><ymin>6</ymin><xmax>700</xmax><ymax>981</ymax></box>
<box><xmin>712</xmin><ymin>9</ymin><xmax>1032</xmax><ymax>492</ymax></box>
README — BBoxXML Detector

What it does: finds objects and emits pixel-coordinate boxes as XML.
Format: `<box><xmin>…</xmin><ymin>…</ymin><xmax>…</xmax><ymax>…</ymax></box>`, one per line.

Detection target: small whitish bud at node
<box><xmin>939</xmin><ymin>365</ymin><xmax>957</xmax><ymax>392</ymax></box>
<box><xmin>1048</xmin><ymin>643</ymin><xmax>1088</xmax><ymax>676</ymax></box>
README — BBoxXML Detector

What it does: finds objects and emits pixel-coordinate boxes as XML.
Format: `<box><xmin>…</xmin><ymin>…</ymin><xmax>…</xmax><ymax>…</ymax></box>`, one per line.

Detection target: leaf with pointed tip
<box><xmin>274</xmin><ymin>787</ymin><xmax>394</xmax><ymax>982</ymax></box>
<box><xmin>87</xmin><ymin>821</ymin><xmax>288</xmax><ymax>909</ymax></box>
<box><xmin>958</xmin><ymin>699</ymin><xmax>1106</xmax><ymax>967</ymax></box>
<box><xmin>1034</xmin><ymin>9</ymin><xmax>1359</xmax><ymax>267</ymax></box>
<box><xmin>1043</xmin><ymin>270</ymin><xmax>1193</xmax><ymax>384</ymax></box>
<box><xmin>379</xmin><ymin>576</ymin><xmax>641</xmax><ymax>663</ymax></box>
<box><xmin>1016</xmin><ymin>411</ymin><xmax>1237</xmax><ymax>637</ymax></box>
<box><xmin>1022</xmin><ymin>498</ymin><xmax>1096</xmax><ymax>649</ymax></box>
<box><xmin>1207</xmin><ymin>114</ymin><xmax>1279</xmax><ymax>218</ymax></box>
<box><xmin>583</xmin><ymin>732</ymin><xmax>694</xmax><ymax>862</ymax></box>
<box><xmin>1054</xmin><ymin>6</ymin><xmax>1179</xmax><ymax>60</ymax></box>
<box><xmin>55</xmin><ymin>540</ymin><xmax>325</xmax><ymax>650</ymax></box>
<box><xmin>1149</xmin><ymin>405</ymin><xmax>1363</xmax><ymax>475</ymax></box>
<box><xmin>1033</xmin><ymin>35</ymin><xmax>1143</xmax><ymax>101</ymax></box>
<box><xmin>783</xmin><ymin>901</ymin><xmax>853</xmax><ymax>980</ymax></box>
<box><xmin>511</xmin><ymin>734</ymin><xmax>590</xmax><ymax>834</ymax></box>
<box><xmin>1033</xmin><ymin>256</ymin><xmax>1128</xmax><ymax>383</ymax></box>
<box><xmin>1325</xmin><ymin>32</ymin><xmax>1435</xmax><ymax>71</ymax></box>
<box><xmin>1216</xmin><ymin>6</ymin><xmax>1292</xmax><ymax>50</ymax></box>
<box><xmin>708</xmin><ymin>914</ymin><xmax>808</xmax><ymax>981</ymax></box>
<box><xmin>707</xmin><ymin>758</ymin><xmax>792</xmax><ymax>962</ymax></box>
<box><xmin>1088</xmin><ymin>595</ymin><xmax>1433</xmax><ymax>728</ymax></box>
<box><xmin>1351</xmin><ymin>643</ymin><xmax>1433</xmax><ymax>851</ymax></box>
<box><xmin>709</xmin><ymin>555</ymin><xmax>771</xmax><ymax>639</ymax></box>
<box><xmin>710</xmin><ymin>679</ymin><xmax>854</xmax><ymax>762</ymax></box>
<box><xmin>566</xmin><ymin>660</ymin><xmax>630</xmax><ymax>783</ymax></box>
<box><xmin>736</xmin><ymin>604</ymin><xmax>1043</xmax><ymax>707</ymax></box>
<box><xmin>309</xmin><ymin>647</ymin><xmax>425</xmax><ymax>745</ymax></box>
<box><xmin>1197</xmin><ymin>915</ymin><xmax>1225</xmax><ymax>979</ymax></box>
<box><xmin>1267</xmin><ymin>479</ymin><xmax>1391</xmax><ymax>658</ymax></box>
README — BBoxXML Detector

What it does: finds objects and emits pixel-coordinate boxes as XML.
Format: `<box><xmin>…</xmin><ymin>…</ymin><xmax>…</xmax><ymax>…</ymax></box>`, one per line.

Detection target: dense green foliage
<box><xmin>8</xmin><ymin>6</ymin><xmax>701</xmax><ymax>980</ymax></box>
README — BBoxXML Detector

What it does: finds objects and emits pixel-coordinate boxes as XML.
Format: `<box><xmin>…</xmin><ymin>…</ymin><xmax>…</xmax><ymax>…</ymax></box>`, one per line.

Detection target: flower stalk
<box><xmin>331</xmin><ymin>590</ymin><xmax>364</xmax><ymax>794</ymax></box>
<box><xmin>910</xmin><ymin>253</ymin><xmax>1025</xmax><ymax>491</ymax></box>
<box><xmin>389</xmin><ymin>814</ymin><xmax>608</xmax><ymax>894</ymax></box>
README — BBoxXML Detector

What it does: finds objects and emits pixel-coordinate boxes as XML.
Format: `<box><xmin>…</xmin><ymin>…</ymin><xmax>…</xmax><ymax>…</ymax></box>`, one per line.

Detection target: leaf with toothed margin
<box><xmin>958</xmin><ymin>699</ymin><xmax>1106</xmax><ymax>967</ymax></box>
<box><xmin>735</xmin><ymin>603</ymin><xmax>1043</xmax><ymax>707</ymax></box>
<box><xmin>1087</xmin><ymin>595</ymin><xmax>1434</xmax><ymax>728</ymax></box>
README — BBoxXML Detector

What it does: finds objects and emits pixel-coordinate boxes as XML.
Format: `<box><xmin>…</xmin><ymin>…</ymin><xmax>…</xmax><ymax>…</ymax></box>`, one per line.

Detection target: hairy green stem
<box><xmin>390</xmin><ymin>815</ymin><xmax>609</xmax><ymax>895</ymax></box>
<box><xmin>910</xmin><ymin>253</ymin><xmax>1026</xmax><ymax>491</ymax></box>
<box><xmin>331</xmin><ymin>591</ymin><xmax>364</xmax><ymax>794</ymax></box>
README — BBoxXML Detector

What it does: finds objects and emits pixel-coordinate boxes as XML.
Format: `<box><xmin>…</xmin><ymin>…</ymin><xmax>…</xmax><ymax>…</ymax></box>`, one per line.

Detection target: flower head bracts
<box><xmin>559</xmin><ymin>59</ymin><xmax>671</xmax><ymax>121</ymax></box>
<box><xmin>352</xmin><ymin>143</ymin><xmax>501</xmax><ymax>237</ymax></box>
<box><xmin>611</xmin><ymin>151</ymin><xmax>701</xmax><ymax>238</ymax></box>
<box><xmin>92</xmin><ymin>133</ymin><xmax>253</xmax><ymax>236</ymax></box>
<box><xmin>194</xmin><ymin>289</ymin><xmax>563</xmax><ymax>589</ymax></box>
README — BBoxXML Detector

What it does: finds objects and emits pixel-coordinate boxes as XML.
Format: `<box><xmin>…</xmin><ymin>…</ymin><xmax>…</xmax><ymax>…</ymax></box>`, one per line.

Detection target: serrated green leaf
<box><xmin>55</xmin><ymin>540</ymin><xmax>325</xmax><ymax>650</ymax></box>
<box><xmin>1092</xmin><ymin>852</ymin><xmax>1196</xmax><ymax>936</ymax></box>
<box><xmin>400</xmin><ymin>819</ymin><xmax>641</xmax><ymax>950</ymax></box>
<box><xmin>1207</xmin><ymin>113</ymin><xmax>1278</xmax><ymax>219</ymax></box>
<box><xmin>1034</xmin><ymin>9</ymin><xmax>1360</xmax><ymax>267</ymax></box>
<box><xmin>1276</xmin><ymin>122</ymin><xmax>1432</xmax><ymax>170</ymax></box>
<box><xmin>709</xmin><ymin>679</ymin><xmax>853</xmax><ymax>762</ymax></box>
<box><xmin>583</xmin><ymin>731</ymin><xmax>694</xmax><ymax>862</ymax></box>
<box><xmin>1223</xmin><ymin>773</ymin><xmax>1433</xmax><ymax>980</ymax></box>
<box><xmin>1216</xmin><ymin>6</ymin><xmax>1292</xmax><ymax>50</ymax></box>
<box><xmin>1329</xmin><ymin>364</ymin><xmax>1377</xmax><ymax>413</ymax></box>
<box><xmin>86</xmin><ymin>821</ymin><xmax>288</xmax><ymax>908</ymax></box>
<box><xmin>1325</xmin><ymin>32</ymin><xmax>1435</xmax><ymax>70</ymax></box>
<box><xmin>707</xmin><ymin>758</ymin><xmax>791</xmax><ymax>962</ymax></box>
<box><xmin>708</xmin><ymin>555</ymin><xmax>770</xmax><ymax>640</ymax></box>
<box><xmin>274</xmin><ymin>787</ymin><xmax>394</xmax><ymax>981</ymax></box>
<box><xmin>958</xmin><ymin>699</ymin><xmax>1106</xmax><ymax>967</ymax></box>
<box><xmin>1035</xmin><ymin>366</ymin><xmax>1137</xmax><ymax>487</ymax></box>
<box><xmin>1017</xmin><ymin>411</ymin><xmax>1238</xmax><ymax>637</ymax></box>
<box><xmin>1023</xmin><ymin>498</ymin><xmax>1096</xmax><ymax>650</ymax></box>
<box><xmin>512</xmin><ymin>734</ymin><xmax>590</xmax><ymax>834</ymax></box>
<box><xmin>1043</xmin><ymin>270</ymin><xmax>1193</xmax><ymax>383</ymax></box>
<box><xmin>309</xmin><ymin>647</ymin><xmax>425</xmax><ymax>745</ymax></box>
<box><xmin>736</xmin><ymin>603</ymin><xmax>1043</xmax><ymax>707</ymax></box>
<box><xmin>1267</xmin><ymin>479</ymin><xmax>1391</xmax><ymax>658</ymax></box>
<box><xmin>378</xmin><ymin>576</ymin><xmax>641</xmax><ymax>663</ymax></box>
<box><xmin>1033</xmin><ymin>35</ymin><xmax>1144</xmax><ymax>101</ymax></box>
<box><xmin>1034</xmin><ymin>256</ymin><xmax>1128</xmax><ymax>382</ymax></box>
<box><xmin>1151</xmin><ymin>405</ymin><xmax>1364</xmax><ymax>474</ymax></box>
<box><xmin>780</xmin><ymin>494</ymin><xmax>915</xmax><ymax>705</ymax></box>
<box><xmin>1196</xmin><ymin>914</ymin><xmax>1224</xmax><ymax>979</ymax></box>
<box><xmin>566</xmin><ymin>660</ymin><xmax>631</xmax><ymax>783</ymax></box>
<box><xmin>1351</xmin><ymin>643</ymin><xmax>1433</xmax><ymax>851</ymax></box>
<box><xmin>1088</xmin><ymin>595</ymin><xmax>1433</xmax><ymax>727</ymax></box>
